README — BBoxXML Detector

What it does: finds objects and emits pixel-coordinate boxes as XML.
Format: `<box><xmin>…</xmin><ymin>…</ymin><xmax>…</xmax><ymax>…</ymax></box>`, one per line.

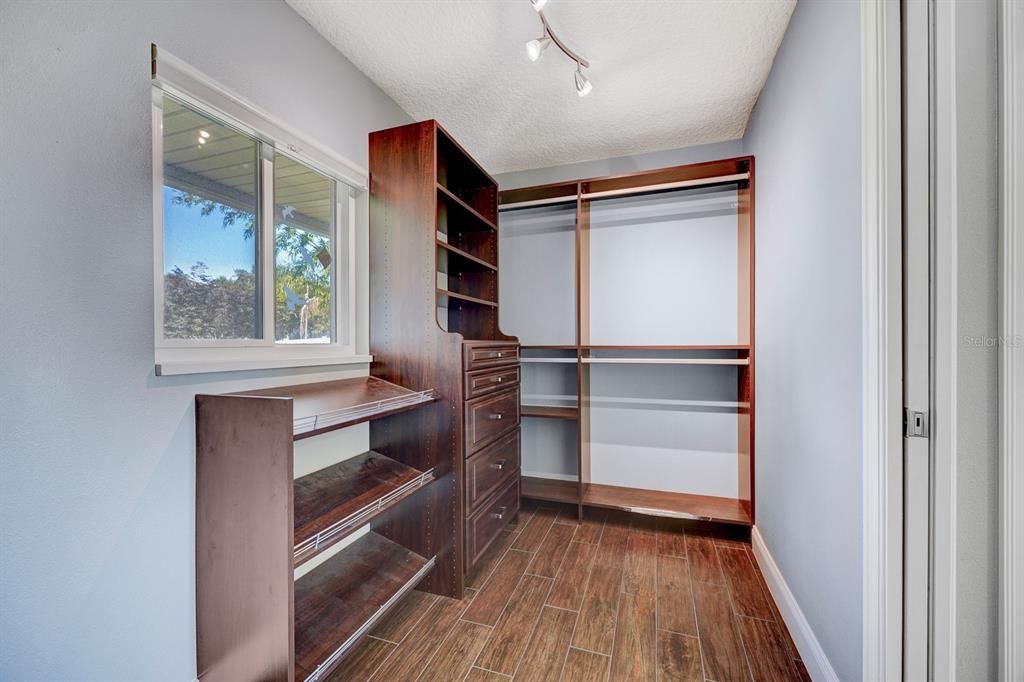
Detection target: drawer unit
<box><xmin>463</xmin><ymin>343</ymin><xmax>519</xmax><ymax>371</ymax></box>
<box><xmin>465</xmin><ymin>476</ymin><xmax>520</xmax><ymax>570</ymax></box>
<box><xmin>464</xmin><ymin>365</ymin><xmax>520</xmax><ymax>400</ymax></box>
<box><xmin>464</xmin><ymin>388</ymin><xmax>520</xmax><ymax>455</ymax></box>
<box><xmin>465</xmin><ymin>430</ymin><xmax>520</xmax><ymax>512</ymax></box>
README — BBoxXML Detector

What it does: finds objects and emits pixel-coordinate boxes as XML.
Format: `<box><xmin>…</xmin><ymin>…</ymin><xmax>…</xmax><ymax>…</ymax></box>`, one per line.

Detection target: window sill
<box><xmin>155</xmin><ymin>353</ymin><xmax>373</xmax><ymax>377</ymax></box>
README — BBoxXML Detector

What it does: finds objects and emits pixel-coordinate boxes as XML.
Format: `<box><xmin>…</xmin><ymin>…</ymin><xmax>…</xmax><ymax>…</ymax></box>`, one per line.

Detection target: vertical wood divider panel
<box><xmin>196</xmin><ymin>394</ymin><xmax>295</xmax><ymax>682</ymax></box>
<box><xmin>577</xmin><ymin>182</ymin><xmax>591</xmax><ymax>523</ymax></box>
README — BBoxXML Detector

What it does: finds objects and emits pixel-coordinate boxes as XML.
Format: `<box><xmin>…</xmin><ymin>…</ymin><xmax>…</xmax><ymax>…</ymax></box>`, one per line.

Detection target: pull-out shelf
<box><xmin>294</xmin><ymin>531</ymin><xmax>435</xmax><ymax>682</ymax></box>
<box><xmin>293</xmin><ymin>451</ymin><xmax>435</xmax><ymax>566</ymax></box>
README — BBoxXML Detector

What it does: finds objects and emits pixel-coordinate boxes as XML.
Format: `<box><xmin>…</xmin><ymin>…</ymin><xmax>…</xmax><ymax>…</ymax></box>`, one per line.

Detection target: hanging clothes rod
<box><xmin>499</xmin><ymin>171</ymin><xmax>750</xmax><ymax>210</ymax></box>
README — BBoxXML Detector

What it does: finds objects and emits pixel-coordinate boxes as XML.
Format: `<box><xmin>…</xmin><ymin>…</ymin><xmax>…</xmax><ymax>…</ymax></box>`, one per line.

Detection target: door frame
<box><xmin>1000</xmin><ymin>0</ymin><xmax>1024</xmax><ymax>678</ymax></box>
<box><xmin>861</xmin><ymin>1</ymin><xmax>904</xmax><ymax>679</ymax></box>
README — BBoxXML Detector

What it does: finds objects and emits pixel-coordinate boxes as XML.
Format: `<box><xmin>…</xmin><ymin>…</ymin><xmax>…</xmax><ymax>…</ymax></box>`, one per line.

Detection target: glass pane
<box><xmin>161</xmin><ymin>95</ymin><xmax>260</xmax><ymax>339</ymax></box>
<box><xmin>274</xmin><ymin>154</ymin><xmax>335</xmax><ymax>344</ymax></box>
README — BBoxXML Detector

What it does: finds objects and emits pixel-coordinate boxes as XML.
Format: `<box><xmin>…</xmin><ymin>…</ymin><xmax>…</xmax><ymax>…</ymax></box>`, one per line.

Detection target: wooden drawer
<box><xmin>464</xmin><ymin>365</ymin><xmax>520</xmax><ymax>400</ymax></box>
<box><xmin>464</xmin><ymin>388</ymin><xmax>520</xmax><ymax>455</ymax></box>
<box><xmin>465</xmin><ymin>476</ymin><xmax>520</xmax><ymax>570</ymax></box>
<box><xmin>464</xmin><ymin>343</ymin><xmax>519</xmax><ymax>371</ymax></box>
<box><xmin>466</xmin><ymin>430</ymin><xmax>520</xmax><ymax>513</ymax></box>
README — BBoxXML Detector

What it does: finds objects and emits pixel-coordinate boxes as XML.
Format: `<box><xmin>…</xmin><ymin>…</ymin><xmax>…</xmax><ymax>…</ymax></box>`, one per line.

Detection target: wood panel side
<box><xmin>196</xmin><ymin>394</ymin><xmax>294</xmax><ymax>682</ymax></box>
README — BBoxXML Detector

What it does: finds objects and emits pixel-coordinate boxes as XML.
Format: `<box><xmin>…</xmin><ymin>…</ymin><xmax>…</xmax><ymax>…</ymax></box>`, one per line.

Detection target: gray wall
<box><xmin>741</xmin><ymin>1</ymin><xmax>862</xmax><ymax>679</ymax></box>
<box><xmin>951</xmin><ymin>0</ymin><xmax>1000</xmax><ymax>677</ymax></box>
<box><xmin>0</xmin><ymin>1</ymin><xmax>410</xmax><ymax>679</ymax></box>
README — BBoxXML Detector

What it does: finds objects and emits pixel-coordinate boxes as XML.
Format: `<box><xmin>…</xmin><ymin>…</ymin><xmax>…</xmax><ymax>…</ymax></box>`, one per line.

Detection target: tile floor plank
<box><xmin>418</xmin><ymin>619</ymin><xmax>492</xmax><ymax>682</ymax></box>
<box><xmin>657</xmin><ymin>555</ymin><xmax>697</xmax><ymax>636</ymax></box>
<box><xmin>657</xmin><ymin>518</ymin><xmax>689</xmax><ymax>557</ymax></box>
<box><xmin>609</xmin><ymin>585</ymin><xmax>657</xmax><ymax>681</ymax></box>
<box><xmin>561</xmin><ymin>647</ymin><xmax>610</xmax><ymax>682</ymax></box>
<box><xmin>656</xmin><ymin>630</ymin><xmax>703</xmax><ymax>682</ymax></box>
<box><xmin>475</xmin><ymin>574</ymin><xmax>553</xmax><ymax>675</ymax></box>
<box><xmin>718</xmin><ymin>547</ymin><xmax>775</xmax><ymax>620</ymax></box>
<box><xmin>512</xmin><ymin>606</ymin><xmax>577</xmax><ymax>682</ymax></box>
<box><xmin>621</xmin><ymin>530</ymin><xmax>658</xmax><ymax>595</ymax></box>
<box><xmin>736</xmin><ymin>616</ymin><xmax>804</xmax><ymax>682</ymax></box>
<box><xmin>465</xmin><ymin>667</ymin><xmax>511</xmax><ymax>682</ymax></box>
<box><xmin>525</xmin><ymin>522</ymin><xmax>576</xmax><ymax>578</ymax></box>
<box><xmin>370</xmin><ymin>597</ymin><xmax>467</xmax><ymax>682</ymax></box>
<box><xmin>371</xmin><ymin>590</ymin><xmax>440</xmax><ymax>643</ymax></box>
<box><xmin>511</xmin><ymin>505</ymin><xmax>561</xmax><ymax>552</ymax></box>
<box><xmin>691</xmin><ymin>581</ymin><xmax>751</xmax><ymax>682</ymax></box>
<box><xmin>572</xmin><ymin>507</ymin><xmax>608</xmax><ymax>545</ymax></box>
<box><xmin>685</xmin><ymin>534</ymin><xmax>725</xmax><ymax>585</ymax></box>
<box><xmin>546</xmin><ymin>541</ymin><xmax>599</xmax><ymax>611</ymax></box>
<box><xmin>324</xmin><ymin>636</ymin><xmax>395</xmax><ymax>682</ymax></box>
<box><xmin>571</xmin><ymin>543</ymin><xmax>626</xmax><ymax>654</ymax></box>
<box><xmin>462</xmin><ymin>550</ymin><xmax>533</xmax><ymax>626</ymax></box>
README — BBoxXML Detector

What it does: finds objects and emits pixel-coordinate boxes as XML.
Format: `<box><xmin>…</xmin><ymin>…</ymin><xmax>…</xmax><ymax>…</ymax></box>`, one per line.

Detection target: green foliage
<box><xmin>163</xmin><ymin>263</ymin><xmax>258</xmax><ymax>339</ymax></box>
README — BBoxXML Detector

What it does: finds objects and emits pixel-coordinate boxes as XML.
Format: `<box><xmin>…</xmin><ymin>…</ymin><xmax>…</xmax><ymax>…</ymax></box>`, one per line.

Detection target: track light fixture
<box><xmin>523</xmin><ymin>0</ymin><xmax>592</xmax><ymax>97</ymax></box>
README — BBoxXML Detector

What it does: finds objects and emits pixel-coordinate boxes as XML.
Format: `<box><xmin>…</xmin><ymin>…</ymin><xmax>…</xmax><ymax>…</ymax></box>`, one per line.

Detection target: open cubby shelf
<box><xmin>238</xmin><ymin>376</ymin><xmax>438</xmax><ymax>440</ymax></box>
<box><xmin>294</xmin><ymin>531</ymin><xmax>435</xmax><ymax>682</ymax></box>
<box><xmin>436</xmin><ymin>183</ymin><xmax>498</xmax><ymax>232</ymax></box>
<box><xmin>521</xmin><ymin>405</ymin><xmax>579</xmax><ymax>420</ymax></box>
<box><xmin>437</xmin><ymin>240</ymin><xmax>497</xmax><ymax>271</ymax></box>
<box><xmin>521</xmin><ymin>476</ymin><xmax>752</xmax><ymax>526</ymax></box>
<box><xmin>581</xmin><ymin>357</ymin><xmax>749</xmax><ymax>366</ymax></box>
<box><xmin>293</xmin><ymin>451</ymin><xmax>435</xmax><ymax>566</ymax></box>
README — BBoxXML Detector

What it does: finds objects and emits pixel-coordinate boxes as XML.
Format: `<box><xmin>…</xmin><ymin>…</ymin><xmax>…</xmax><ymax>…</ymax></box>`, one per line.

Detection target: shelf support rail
<box><xmin>293</xmin><ymin>389</ymin><xmax>438</xmax><ymax>435</ymax></box>
<box><xmin>303</xmin><ymin>554</ymin><xmax>437</xmax><ymax>682</ymax></box>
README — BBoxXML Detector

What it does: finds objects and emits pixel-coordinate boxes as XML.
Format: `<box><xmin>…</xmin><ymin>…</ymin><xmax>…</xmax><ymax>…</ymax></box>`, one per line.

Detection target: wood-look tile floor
<box><xmin>329</xmin><ymin>500</ymin><xmax>810</xmax><ymax>682</ymax></box>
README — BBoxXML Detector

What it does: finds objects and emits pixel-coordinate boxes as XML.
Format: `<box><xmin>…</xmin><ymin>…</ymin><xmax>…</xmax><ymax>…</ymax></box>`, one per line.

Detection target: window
<box><xmin>152</xmin><ymin>48</ymin><xmax>367</xmax><ymax>375</ymax></box>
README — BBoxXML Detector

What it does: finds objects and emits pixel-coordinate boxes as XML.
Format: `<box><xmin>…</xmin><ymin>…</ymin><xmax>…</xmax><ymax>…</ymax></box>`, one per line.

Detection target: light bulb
<box><xmin>526</xmin><ymin>35</ymin><xmax>551</xmax><ymax>62</ymax></box>
<box><xmin>530</xmin><ymin>0</ymin><xmax>549</xmax><ymax>11</ymax></box>
<box><xmin>574</xmin><ymin>65</ymin><xmax>592</xmax><ymax>97</ymax></box>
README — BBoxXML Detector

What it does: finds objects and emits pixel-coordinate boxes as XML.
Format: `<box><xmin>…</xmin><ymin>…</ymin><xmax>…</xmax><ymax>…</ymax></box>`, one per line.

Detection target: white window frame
<box><xmin>151</xmin><ymin>47</ymin><xmax>370</xmax><ymax>376</ymax></box>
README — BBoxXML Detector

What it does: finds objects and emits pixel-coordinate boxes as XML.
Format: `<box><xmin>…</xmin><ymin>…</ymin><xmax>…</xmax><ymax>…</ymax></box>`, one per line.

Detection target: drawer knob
<box><xmin>491</xmin><ymin>459</ymin><xmax>507</xmax><ymax>471</ymax></box>
<box><xmin>491</xmin><ymin>506</ymin><xmax>508</xmax><ymax>520</ymax></box>
<box><xmin>497</xmin><ymin>352</ymin><xmax>504</xmax><ymax>358</ymax></box>
<box><xmin>489</xmin><ymin>413</ymin><xmax>504</xmax><ymax>420</ymax></box>
<box><xmin>491</xmin><ymin>376</ymin><xmax>503</xmax><ymax>383</ymax></box>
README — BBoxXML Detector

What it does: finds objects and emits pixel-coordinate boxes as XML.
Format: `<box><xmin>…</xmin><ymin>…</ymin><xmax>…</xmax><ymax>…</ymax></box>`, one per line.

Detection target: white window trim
<box><xmin>151</xmin><ymin>46</ymin><xmax>370</xmax><ymax>376</ymax></box>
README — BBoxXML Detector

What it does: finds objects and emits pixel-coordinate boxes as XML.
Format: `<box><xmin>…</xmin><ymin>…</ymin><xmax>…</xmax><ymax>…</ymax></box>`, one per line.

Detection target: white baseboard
<box><xmin>751</xmin><ymin>526</ymin><xmax>840</xmax><ymax>682</ymax></box>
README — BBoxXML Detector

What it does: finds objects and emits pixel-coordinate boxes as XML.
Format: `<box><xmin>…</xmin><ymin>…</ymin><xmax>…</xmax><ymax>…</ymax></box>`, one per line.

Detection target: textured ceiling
<box><xmin>287</xmin><ymin>0</ymin><xmax>795</xmax><ymax>174</ymax></box>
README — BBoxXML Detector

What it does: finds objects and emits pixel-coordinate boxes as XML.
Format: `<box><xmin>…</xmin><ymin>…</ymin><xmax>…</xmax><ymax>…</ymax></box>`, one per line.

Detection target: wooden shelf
<box><xmin>582</xmin><ymin>357</ymin><xmax>749</xmax><ymax>366</ymax></box>
<box><xmin>294</xmin><ymin>531</ymin><xmax>435</xmax><ymax>681</ymax></box>
<box><xmin>522</xmin><ymin>476</ymin><xmax>579</xmax><ymax>504</ymax></box>
<box><xmin>437</xmin><ymin>183</ymin><xmax>498</xmax><ymax>231</ymax></box>
<box><xmin>520</xmin><ymin>477</ymin><xmax>752</xmax><ymax>526</ymax></box>
<box><xmin>521</xmin><ymin>345</ymin><xmax>578</xmax><ymax>350</ymax></box>
<box><xmin>437</xmin><ymin>240</ymin><xmax>497</xmax><ymax>271</ymax></box>
<box><xmin>521</xmin><ymin>405</ymin><xmax>579</xmax><ymax>420</ymax></box>
<box><xmin>436</xmin><ymin>288</ymin><xmax>498</xmax><ymax>308</ymax></box>
<box><xmin>239</xmin><ymin>376</ymin><xmax>438</xmax><ymax>440</ymax></box>
<box><xmin>293</xmin><ymin>452</ymin><xmax>435</xmax><ymax>566</ymax></box>
<box><xmin>520</xmin><ymin>357</ymin><xmax>577</xmax><ymax>364</ymax></box>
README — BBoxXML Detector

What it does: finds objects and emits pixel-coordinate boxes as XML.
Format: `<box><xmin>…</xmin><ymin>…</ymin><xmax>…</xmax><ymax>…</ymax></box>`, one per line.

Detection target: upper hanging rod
<box><xmin>499</xmin><ymin>171</ymin><xmax>750</xmax><ymax>210</ymax></box>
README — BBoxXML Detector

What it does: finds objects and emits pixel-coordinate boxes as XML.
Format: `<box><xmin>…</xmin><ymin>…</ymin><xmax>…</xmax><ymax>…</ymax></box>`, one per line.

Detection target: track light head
<box><xmin>526</xmin><ymin>34</ymin><xmax>551</xmax><ymax>62</ymax></box>
<box><xmin>574</xmin><ymin>64</ymin><xmax>592</xmax><ymax>97</ymax></box>
<box><xmin>530</xmin><ymin>0</ymin><xmax>548</xmax><ymax>11</ymax></box>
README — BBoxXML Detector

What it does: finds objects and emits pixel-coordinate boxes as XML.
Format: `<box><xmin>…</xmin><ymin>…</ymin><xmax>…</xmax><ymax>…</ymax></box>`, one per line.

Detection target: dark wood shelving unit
<box><xmin>239</xmin><ymin>375</ymin><xmax>438</xmax><ymax>440</ymax></box>
<box><xmin>294</xmin><ymin>531</ymin><xmax>435</xmax><ymax>681</ymax></box>
<box><xmin>370</xmin><ymin>119</ymin><xmax>520</xmax><ymax>589</ymax></box>
<box><xmin>196</xmin><ymin>374</ymin><xmax>441</xmax><ymax>682</ymax></box>
<box><xmin>293</xmin><ymin>451</ymin><xmax>435</xmax><ymax>566</ymax></box>
<box><xmin>521</xmin><ymin>405</ymin><xmax>579</xmax><ymax>420</ymax></box>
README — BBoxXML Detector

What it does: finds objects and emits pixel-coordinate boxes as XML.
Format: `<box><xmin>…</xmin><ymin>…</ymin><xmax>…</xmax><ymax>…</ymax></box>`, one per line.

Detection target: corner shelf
<box><xmin>582</xmin><ymin>357</ymin><xmax>749</xmax><ymax>366</ymax></box>
<box><xmin>294</xmin><ymin>531</ymin><xmax>435</xmax><ymax>682</ymax></box>
<box><xmin>521</xmin><ymin>405</ymin><xmax>579</xmax><ymax>420</ymax></box>
<box><xmin>520</xmin><ymin>476</ymin><xmax>752</xmax><ymax>526</ymax></box>
<box><xmin>238</xmin><ymin>376</ymin><xmax>438</xmax><ymax>440</ymax></box>
<box><xmin>293</xmin><ymin>452</ymin><xmax>435</xmax><ymax>566</ymax></box>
